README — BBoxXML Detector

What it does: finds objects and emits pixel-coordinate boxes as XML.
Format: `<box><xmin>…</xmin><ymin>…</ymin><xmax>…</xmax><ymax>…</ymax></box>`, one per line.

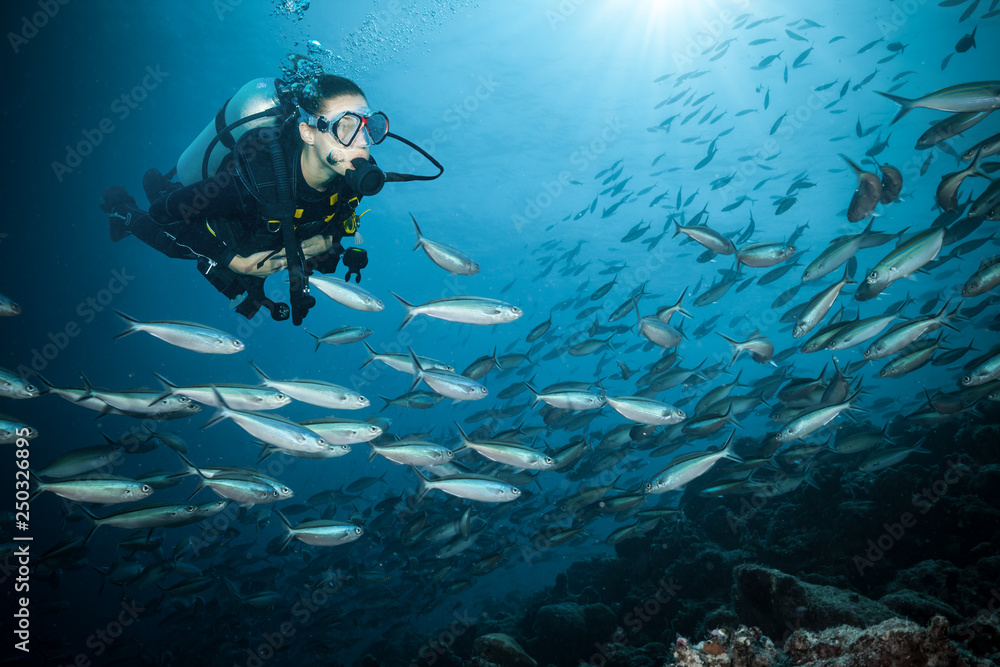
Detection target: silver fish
<box><xmin>411</xmin><ymin>214</ymin><xmax>480</xmax><ymax>275</ymax></box>
<box><xmin>717</xmin><ymin>331</ymin><xmax>774</xmax><ymax>364</ymax></box>
<box><xmin>878</xmin><ymin>81</ymin><xmax>1000</xmax><ymax>124</ymax></box>
<box><xmin>114</xmin><ymin>310</ymin><xmax>244</xmax><ymax>354</ymax></box>
<box><xmin>0</xmin><ymin>367</ymin><xmax>39</xmax><ymax>399</ymax></box>
<box><xmin>794</xmin><ymin>266</ymin><xmax>855</xmax><ymax>338</ymax></box>
<box><xmin>604</xmin><ymin>394</ymin><xmax>685</xmax><ymax>425</ymax></box>
<box><xmin>413</xmin><ymin>468</ymin><xmax>521</xmax><ymax>503</ymax></box>
<box><xmin>276</xmin><ymin>511</ymin><xmax>363</xmax><ymax>548</ymax></box>
<box><xmin>393</xmin><ymin>294</ymin><xmax>522</xmax><ymax>329</ymax></box>
<box><xmin>309</xmin><ymin>275</ymin><xmax>384</xmax><ymax>311</ymax></box>
<box><xmin>0</xmin><ymin>293</ymin><xmax>20</xmax><ymax>316</ymax></box>
<box><xmin>841</xmin><ymin>154</ymin><xmax>883</xmax><ymax>222</ymax></box>
<box><xmin>803</xmin><ymin>219</ymin><xmax>874</xmax><ymax>282</ymax></box>
<box><xmin>250</xmin><ymin>361</ymin><xmax>368</xmax><ymax>410</ymax></box>
<box><xmin>646</xmin><ymin>431</ymin><xmax>741</xmax><ymax>494</ymax></box>
<box><xmin>31</xmin><ymin>475</ymin><xmax>153</xmax><ymax>505</ymax></box>
<box><xmin>305</xmin><ymin>326</ymin><xmax>373</xmax><ymax>351</ymax></box>
<box><xmin>736</xmin><ymin>242</ymin><xmax>797</xmax><ymax>267</ymax></box>
<box><xmin>866</xmin><ymin>226</ymin><xmax>946</xmax><ymax>287</ymax></box>
<box><xmin>409</xmin><ymin>349</ymin><xmax>488</xmax><ymax>401</ymax></box>
<box><xmin>202</xmin><ymin>390</ymin><xmax>333</xmax><ymax>454</ymax></box>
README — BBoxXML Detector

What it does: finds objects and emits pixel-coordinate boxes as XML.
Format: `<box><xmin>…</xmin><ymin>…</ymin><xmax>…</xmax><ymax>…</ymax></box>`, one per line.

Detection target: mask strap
<box><xmin>384</xmin><ymin>132</ymin><xmax>444</xmax><ymax>182</ymax></box>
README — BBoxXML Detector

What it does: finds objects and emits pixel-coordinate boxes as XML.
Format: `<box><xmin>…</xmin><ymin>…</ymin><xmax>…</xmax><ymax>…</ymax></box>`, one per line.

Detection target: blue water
<box><xmin>2</xmin><ymin>0</ymin><xmax>999</xmax><ymax>664</ymax></box>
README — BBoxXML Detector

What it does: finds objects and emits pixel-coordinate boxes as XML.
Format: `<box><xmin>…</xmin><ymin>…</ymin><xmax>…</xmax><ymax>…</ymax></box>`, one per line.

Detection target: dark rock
<box><xmin>783</xmin><ymin>615</ymin><xmax>993</xmax><ymax>666</ymax></box>
<box><xmin>583</xmin><ymin>603</ymin><xmax>618</xmax><ymax>639</ymax></box>
<box><xmin>472</xmin><ymin>633</ymin><xmax>537</xmax><ymax>667</ymax></box>
<box><xmin>878</xmin><ymin>589</ymin><xmax>959</xmax><ymax>624</ymax></box>
<box><xmin>733</xmin><ymin>564</ymin><xmax>897</xmax><ymax>640</ymax></box>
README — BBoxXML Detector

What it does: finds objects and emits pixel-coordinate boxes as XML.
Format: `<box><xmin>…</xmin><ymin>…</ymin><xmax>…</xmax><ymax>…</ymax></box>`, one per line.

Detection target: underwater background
<box><xmin>2</xmin><ymin>0</ymin><xmax>1000</xmax><ymax>665</ymax></box>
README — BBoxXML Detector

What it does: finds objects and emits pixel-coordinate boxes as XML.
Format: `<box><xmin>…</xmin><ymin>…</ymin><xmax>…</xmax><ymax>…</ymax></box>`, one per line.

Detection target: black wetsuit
<box><xmin>111</xmin><ymin>126</ymin><xmax>364</xmax><ymax>318</ymax></box>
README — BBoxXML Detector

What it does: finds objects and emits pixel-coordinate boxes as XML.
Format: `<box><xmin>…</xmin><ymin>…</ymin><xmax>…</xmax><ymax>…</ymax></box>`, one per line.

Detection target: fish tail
<box><xmin>407</xmin><ymin>348</ymin><xmax>425</xmax><ymax>392</ymax></box>
<box><xmin>304</xmin><ymin>329</ymin><xmax>321</xmax><ymax>353</ymax></box>
<box><xmin>838</xmin><ymin>153</ymin><xmax>863</xmax><ymax>174</ymax></box>
<box><xmin>524</xmin><ymin>379</ymin><xmax>542</xmax><ymax>407</ymax></box>
<box><xmin>274</xmin><ymin>509</ymin><xmax>296</xmax><ymax>551</ymax></box>
<box><xmin>174</xmin><ymin>450</ymin><xmax>203</xmax><ymax>478</ymax></box>
<box><xmin>715</xmin><ymin>332</ymin><xmax>740</xmax><ymax>366</ymax></box>
<box><xmin>875</xmin><ymin>90</ymin><xmax>914</xmax><ymax>124</ymax></box>
<box><xmin>453</xmin><ymin>421</ymin><xmax>473</xmax><ymax>446</ymax></box>
<box><xmin>721</xmin><ymin>431</ymin><xmax>743</xmax><ymax>462</ymax></box>
<box><xmin>79</xmin><ymin>505</ymin><xmax>101</xmax><ymax>544</ymax></box>
<box><xmin>256</xmin><ymin>442</ymin><xmax>274</xmax><ymax>464</ymax></box>
<box><xmin>378</xmin><ymin>396</ymin><xmax>393</xmax><ymax>413</ymax></box>
<box><xmin>410</xmin><ymin>213</ymin><xmax>424</xmax><ymax>251</ymax></box>
<box><xmin>28</xmin><ymin>470</ymin><xmax>45</xmax><ymax>502</ymax></box>
<box><xmin>148</xmin><ymin>372</ymin><xmax>177</xmax><ymax>407</ymax></box>
<box><xmin>393</xmin><ymin>293</ymin><xmax>417</xmax><ymax>330</ymax></box>
<box><xmin>360</xmin><ymin>341</ymin><xmax>377</xmax><ymax>368</ymax></box>
<box><xmin>249</xmin><ymin>359</ymin><xmax>270</xmax><ymax>382</ymax></box>
<box><xmin>411</xmin><ymin>466</ymin><xmax>432</xmax><ymax>502</ymax></box>
<box><xmin>112</xmin><ymin>309</ymin><xmax>141</xmax><ymax>338</ymax></box>
<box><xmin>201</xmin><ymin>388</ymin><xmax>231</xmax><ymax>430</ymax></box>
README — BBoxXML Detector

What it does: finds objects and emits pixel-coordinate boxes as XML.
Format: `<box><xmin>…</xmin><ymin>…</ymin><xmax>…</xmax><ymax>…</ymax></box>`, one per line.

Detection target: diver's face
<box><xmin>300</xmin><ymin>93</ymin><xmax>372</xmax><ymax>177</ymax></box>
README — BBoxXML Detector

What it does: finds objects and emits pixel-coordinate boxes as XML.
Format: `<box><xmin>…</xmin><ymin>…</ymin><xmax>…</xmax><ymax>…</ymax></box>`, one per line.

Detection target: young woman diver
<box><xmin>99</xmin><ymin>73</ymin><xmax>442</xmax><ymax>324</ymax></box>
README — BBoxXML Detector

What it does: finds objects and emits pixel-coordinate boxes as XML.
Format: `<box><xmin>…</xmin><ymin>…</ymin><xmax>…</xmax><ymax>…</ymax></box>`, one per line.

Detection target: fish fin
<box><xmin>407</xmin><ymin>348</ymin><xmax>425</xmax><ymax>392</ymax></box>
<box><xmin>524</xmin><ymin>378</ymin><xmax>541</xmax><ymax>407</ymax></box>
<box><xmin>112</xmin><ymin>309</ymin><xmax>142</xmax><ymax>338</ymax></box>
<box><xmin>148</xmin><ymin>372</ymin><xmax>177</xmax><ymax>407</ymax></box>
<box><xmin>201</xmin><ymin>387</ymin><xmax>232</xmax><ymax>430</ymax></box>
<box><xmin>304</xmin><ymin>329</ymin><xmax>321</xmax><ymax>352</ymax></box>
<box><xmin>393</xmin><ymin>293</ymin><xmax>417</xmax><ymax>330</ymax></box>
<box><xmin>411</xmin><ymin>466</ymin><xmax>432</xmax><ymax>502</ymax></box>
<box><xmin>274</xmin><ymin>510</ymin><xmax>296</xmax><ymax>551</ymax></box>
<box><xmin>28</xmin><ymin>470</ymin><xmax>45</xmax><ymax>502</ymax></box>
<box><xmin>839</xmin><ymin>153</ymin><xmax>864</xmax><ymax>174</ymax></box>
<box><xmin>410</xmin><ymin>213</ymin><xmax>424</xmax><ymax>251</ymax></box>
<box><xmin>360</xmin><ymin>341</ymin><xmax>377</xmax><ymax>368</ymax></box>
<box><xmin>453</xmin><ymin>421</ymin><xmax>473</xmax><ymax>447</ymax></box>
<box><xmin>174</xmin><ymin>450</ymin><xmax>203</xmax><ymax>478</ymax></box>
<box><xmin>249</xmin><ymin>359</ymin><xmax>270</xmax><ymax>382</ymax></box>
<box><xmin>874</xmin><ymin>90</ymin><xmax>915</xmax><ymax>124</ymax></box>
<box><xmin>79</xmin><ymin>505</ymin><xmax>100</xmax><ymax>544</ymax></box>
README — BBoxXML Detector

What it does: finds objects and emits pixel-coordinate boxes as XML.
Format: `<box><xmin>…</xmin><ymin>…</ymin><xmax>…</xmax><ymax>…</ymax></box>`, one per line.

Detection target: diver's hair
<box><xmin>299</xmin><ymin>74</ymin><xmax>367</xmax><ymax>116</ymax></box>
<box><xmin>282</xmin><ymin>74</ymin><xmax>367</xmax><ymax>152</ymax></box>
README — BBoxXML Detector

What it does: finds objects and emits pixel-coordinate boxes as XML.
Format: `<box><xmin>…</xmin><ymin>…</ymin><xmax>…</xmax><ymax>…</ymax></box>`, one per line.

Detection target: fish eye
<box><xmin>867</xmin><ymin>271</ymin><xmax>878</xmax><ymax>281</ymax></box>
<box><xmin>141</xmin><ymin>485</ymin><xmax>151</xmax><ymax>494</ymax></box>
<box><xmin>544</xmin><ymin>457</ymin><xmax>554</xmax><ymax>465</ymax></box>
<box><xmin>354</xmin><ymin>527</ymin><xmax>363</xmax><ymax>535</ymax></box>
<box><xmin>511</xmin><ymin>488</ymin><xmax>521</xmax><ymax>495</ymax></box>
<box><xmin>25</xmin><ymin>384</ymin><xmax>36</xmax><ymax>393</ymax></box>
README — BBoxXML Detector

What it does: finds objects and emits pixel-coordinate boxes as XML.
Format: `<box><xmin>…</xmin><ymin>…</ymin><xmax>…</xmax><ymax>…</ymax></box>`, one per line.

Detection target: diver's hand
<box><xmin>301</xmin><ymin>234</ymin><xmax>335</xmax><ymax>259</ymax></box>
<box><xmin>228</xmin><ymin>250</ymin><xmax>287</xmax><ymax>277</ymax></box>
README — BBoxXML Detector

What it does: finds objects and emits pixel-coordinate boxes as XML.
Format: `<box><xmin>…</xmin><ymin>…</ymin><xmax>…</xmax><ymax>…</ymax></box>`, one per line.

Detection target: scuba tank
<box><xmin>174</xmin><ymin>78</ymin><xmax>286</xmax><ymax>185</ymax></box>
<box><xmin>166</xmin><ymin>75</ymin><xmax>444</xmax><ymax>326</ymax></box>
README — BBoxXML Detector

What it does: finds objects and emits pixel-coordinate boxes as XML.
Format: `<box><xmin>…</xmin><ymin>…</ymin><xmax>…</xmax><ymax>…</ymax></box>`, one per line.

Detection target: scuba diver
<box><xmin>99</xmin><ymin>74</ymin><xmax>441</xmax><ymax>325</ymax></box>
